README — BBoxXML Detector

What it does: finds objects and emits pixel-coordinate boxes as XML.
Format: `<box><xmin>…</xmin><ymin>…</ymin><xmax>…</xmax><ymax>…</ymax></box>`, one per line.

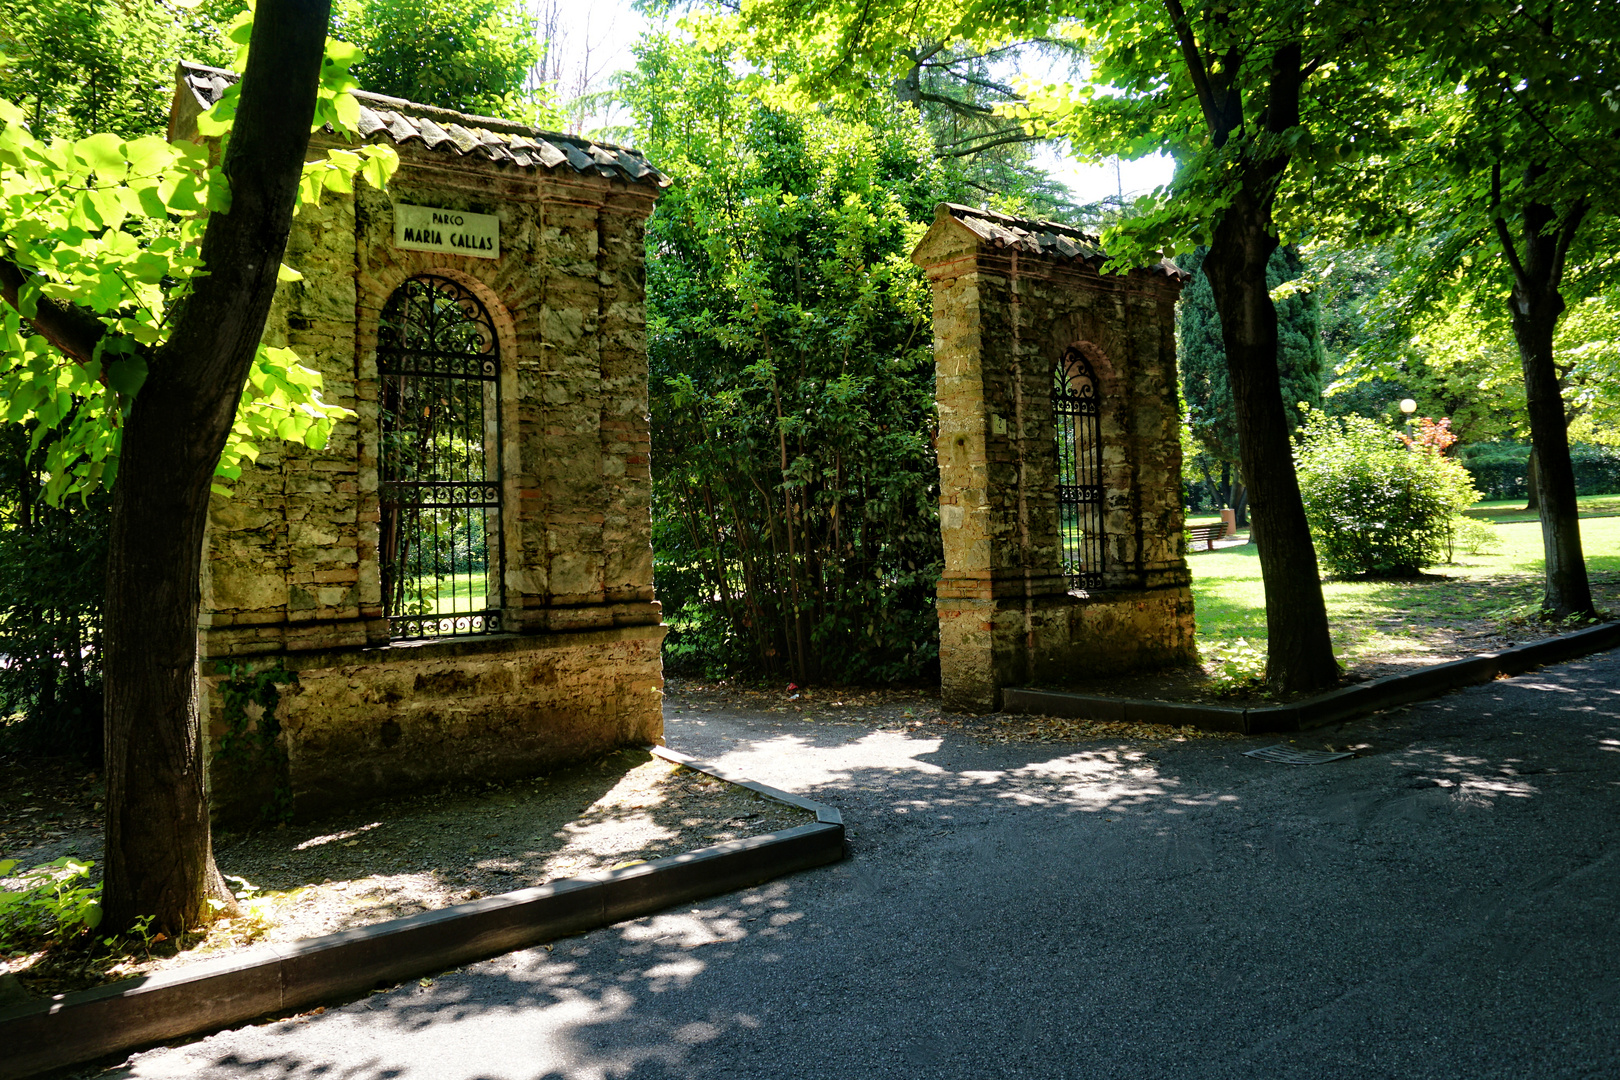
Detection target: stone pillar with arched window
<box><xmin>911</xmin><ymin>204</ymin><xmax>1196</xmax><ymax>712</ymax></box>
<box><xmin>171</xmin><ymin>64</ymin><xmax>668</xmax><ymax>821</ymax></box>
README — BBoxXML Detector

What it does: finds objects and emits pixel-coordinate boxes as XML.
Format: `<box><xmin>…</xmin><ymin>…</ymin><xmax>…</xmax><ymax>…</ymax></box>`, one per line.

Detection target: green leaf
<box><xmin>106</xmin><ymin>356</ymin><xmax>149</xmax><ymax>397</ymax></box>
<box><xmin>332</xmin><ymin>90</ymin><xmax>361</xmax><ymax>132</ymax></box>
<box><xmin>73</xmin><ymin>132</ymin><xmax>126</xmax><ymax>176</ymax></box>
<box><xmin>122</xmin><ymin>135</ymin><xmax>175</xmax><ymax>175</ymax></box>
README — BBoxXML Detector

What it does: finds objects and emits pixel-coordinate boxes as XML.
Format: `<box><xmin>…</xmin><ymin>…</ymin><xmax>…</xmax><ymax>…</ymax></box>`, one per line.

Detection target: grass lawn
<box><xmin>408</xmin><ymin>571</ymin><xmax>492</xmax><ymax>614</ymax></box>
<box><xmin>1189</xmin><ymin>514</ymin><xmax>1620</xmax><ymax>675</ymax></box>
<box><xmin>1463</xmin><ymin>492</ymin><xmax>1620</xmax><ymax>523</ymax></box>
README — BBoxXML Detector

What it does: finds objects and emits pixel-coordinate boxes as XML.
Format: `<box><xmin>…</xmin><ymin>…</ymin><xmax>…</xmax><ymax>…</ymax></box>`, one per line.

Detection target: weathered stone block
<box><xmin>914</xmin><ymin>204</ymin><xmax>1196</xmax><ymax>712</ymax></box>
<box><xmin>178</xmin><ymin>70</ymin><xmax>668</xmax><ymax>822</ymax></box>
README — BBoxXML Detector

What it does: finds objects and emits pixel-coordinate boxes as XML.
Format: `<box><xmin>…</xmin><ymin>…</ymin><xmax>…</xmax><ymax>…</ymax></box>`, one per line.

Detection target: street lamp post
<box><xmin>1399</xmin><ymin>397</ymin><xmax>1418</xmax><ymax>442</ymax></box>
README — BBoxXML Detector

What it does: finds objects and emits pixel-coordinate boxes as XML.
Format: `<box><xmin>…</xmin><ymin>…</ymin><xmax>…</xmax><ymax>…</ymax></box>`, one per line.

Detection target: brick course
<box><xmin>174</xmin><ymin>90</ymin><xmax>667</xmax><ymax>823</ymax></box>
<box><xmin>912</xmin><ymin>204</ymin><xmax>1197</xmax><ymax>712</ymax></box>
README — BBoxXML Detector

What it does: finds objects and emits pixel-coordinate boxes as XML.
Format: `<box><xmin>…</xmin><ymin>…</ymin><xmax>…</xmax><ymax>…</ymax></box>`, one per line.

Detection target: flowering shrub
<box><xmin>1295</xmin><ymin>409</ymin><xmax>1480</xmax><ymax>576</ymax></box>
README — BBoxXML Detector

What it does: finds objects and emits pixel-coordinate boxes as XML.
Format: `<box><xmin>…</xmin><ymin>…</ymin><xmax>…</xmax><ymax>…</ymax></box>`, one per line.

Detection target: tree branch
<box><xmin>1549</xmin><ymin>197</ymin><xmax>1590</xmax><ymax>292</ymax></box>
<box><xmin>919</xmin><ymin>68</ymin><xmax>1016</xmax><ymax>97</ymax></box>
<box><xmin>0</xmin><ymin>256</ymin><xmax>111</xmax><ymax>367</ymax></box>
<box><xmin>1162</xmin><ymin>0</ymin><xmax>1225</xmax><ymax>143</ymax></box>
<box><xmin>939</xmin><ymin>128</ymin><xmax>1040</xmax><ymax>157</ymax></box>
<box><xmin>1490</xmin><ymin>161</ymin><xmax>1530</xmax><ymax>289</ymax></box>
<box><xmin>148</xmin><ymin>0</ymin><xmax>330</xmax><ymax>458</ymax></box>
<box><xmin>915</xmin><ymin>89</ymin><xmax>998</xmax><ymax>117</ymax></box>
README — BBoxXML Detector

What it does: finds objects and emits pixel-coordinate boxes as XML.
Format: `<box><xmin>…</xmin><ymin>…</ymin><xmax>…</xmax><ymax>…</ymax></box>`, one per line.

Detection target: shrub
<box><xmin>1458</xmin><ymin>439</ymin><xmax>1620</xmax><ymax>500</ymax></box>
<box><xmin>1458</xmin><ymin>441</ymin><xmax>1530</xmax><ymax>501</ymax></box>
<box><xmin>0</xmin><ymin>857</ymin><xmax>102</xmax><ymax>947</ymax></box>
<box><xmin>628</xmin><ymin>39</ymin><xmax>945</xmax><ymax>685</ymax></box>
<box><xmin>1296</xmin><ymin>409</ymin><xmax>1480</xmax><ymax>576</ymax></box>
<box><xmin>1450</xmin><ymin>515</ymin><xmax>1500</xmax><ymax>557</ymax></box>
<box><xmin>0</xmin><ymin>426</ymin><xmax>108</xmax><ymax>759</ymax></box>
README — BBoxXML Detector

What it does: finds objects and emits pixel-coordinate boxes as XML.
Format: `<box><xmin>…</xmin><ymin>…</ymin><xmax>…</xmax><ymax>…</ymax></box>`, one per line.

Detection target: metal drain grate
<box><xmin>1244</xmin><ymin>744</ymin><xmax>1356</xmax><ymax>765</ymax></box>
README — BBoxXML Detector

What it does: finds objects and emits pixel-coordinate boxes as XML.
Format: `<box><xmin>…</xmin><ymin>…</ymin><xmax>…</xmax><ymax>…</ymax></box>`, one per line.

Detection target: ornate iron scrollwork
<box><xmin>377</xmin><ymin>275</ymin><xmax>504</xmax><ymax>640</ymax></box>
<box><xmin>1054</xmin><ymin>346</ymin><xmax>1105</xmax><ymax>591</ymax></box>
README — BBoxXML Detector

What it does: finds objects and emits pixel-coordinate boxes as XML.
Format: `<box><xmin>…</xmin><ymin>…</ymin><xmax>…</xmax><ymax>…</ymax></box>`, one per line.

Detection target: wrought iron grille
<box><xmin>377</xmin><ymin>275</ymin><xmax>503</xmax><ymax>639</ymax></box>
<box><xmin>1055</xmin><ymin>346</ymin><xmax>1105</xmax><ymax>591</ymax></box>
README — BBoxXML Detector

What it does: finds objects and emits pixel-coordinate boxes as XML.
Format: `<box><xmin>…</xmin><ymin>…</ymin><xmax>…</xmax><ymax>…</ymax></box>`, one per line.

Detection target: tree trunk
<box><xmin>1509</xmin><ymin>284</ymin><xmax>1591</xmax><ymax>620</ymax></box>
<box><xmin>101</xmin><ymin>0</ymin><xmax>332</xmax><ymax>934</ymax></box>
<box><xmin>1203</xmin><ymin>193</ymin><xmax>1338</xmax><ymax>693</ymax></box>
<box><xmin>1524</xmin><ymin>445</ymin><xmax>1539</xmax><ymax>511</ymax></box>
<box><xmin>1230</xmin><ymin>480</ymin><xmax>1248</xmax><ymax>530</ymax></box>
<box><xmin>1496</xmin><ymin>191</ymin><xmax>1592</xmax><ymax>621</ymax></box>
<box><xmin>1156</xmin><ymin>22</ymin><xmax>1336</xmax><ymax>691</ymax></box>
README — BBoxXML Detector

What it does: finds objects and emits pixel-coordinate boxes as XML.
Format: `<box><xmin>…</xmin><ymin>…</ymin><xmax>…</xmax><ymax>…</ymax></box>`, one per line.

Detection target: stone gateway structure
<box><xmin>912</xmin><ymin>204</ymin><xmax>1196</xmax><ymax>713</ymax></box>
<box><xmin>169</xmin><ymin>64</ymin><xmax>668</xmax><ymax>822</ymax></box>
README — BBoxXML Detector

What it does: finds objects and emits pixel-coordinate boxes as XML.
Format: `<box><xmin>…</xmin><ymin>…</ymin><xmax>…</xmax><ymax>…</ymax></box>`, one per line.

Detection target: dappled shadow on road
<box><xmin>110</xmin><ymin>879</ymin><xmax>827</xmax><ymax>1080</ymax></box>
<box><xmin>106</xmin><ymin>659</ymin><xmax>1620</xmax><ymax>1080</ymax></box>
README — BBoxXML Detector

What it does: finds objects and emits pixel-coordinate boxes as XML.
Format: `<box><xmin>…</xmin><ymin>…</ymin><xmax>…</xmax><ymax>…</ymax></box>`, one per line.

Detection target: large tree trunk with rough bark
<box><xmin>101</xmin><ymin>0</ymin><xmax>331</xmax><ymax>934</ymax></box>
<box><xmin>1203</xmin><ymin>193</ymin><xmax>1339</xmax><ymax>693</ymax></box>
<box><xmin>1167</xmin><ymin>29</ymin><xmax>1337</xmax><ymax>693</ymax></box>
<box><xmin>1509</xmin><ymin>283</ymin><xmax>1590</xmax><ymax>619</ymax></box>
<box><xmin>1495</xmin><ymin>191</ymin><xmax>1592</xmax><ymax>622</ymax></box>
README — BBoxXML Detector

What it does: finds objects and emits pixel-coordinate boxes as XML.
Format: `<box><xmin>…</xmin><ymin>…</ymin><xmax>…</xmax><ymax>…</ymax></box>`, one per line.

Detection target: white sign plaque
<box><xmin>393</xmin><ymin>203</ymin><xmax>500</xmax><ymax>259</ymax></box>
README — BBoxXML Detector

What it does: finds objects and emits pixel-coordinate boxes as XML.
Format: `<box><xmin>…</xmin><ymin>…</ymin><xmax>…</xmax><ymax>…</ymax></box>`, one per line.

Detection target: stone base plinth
<box><xmin>205</xmin><ymin>624</ymin><xmax>665</xmax><ymax>825</ymax></box>
<box><xmin>938</xmin><ymin>586</ymin><xmax>1195</xmax><ymax>713</ymax></box>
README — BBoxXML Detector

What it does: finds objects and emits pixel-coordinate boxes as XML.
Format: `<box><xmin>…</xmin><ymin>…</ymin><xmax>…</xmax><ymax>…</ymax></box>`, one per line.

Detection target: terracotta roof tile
<box><xmin>938</xmin><ymin>202</ymin><xmax>1185</xmax><ymax>278</ymax></box>
<box><xmin>176</xmin><ymin>61</ymin><xmax>667</xmax><ymax>189</ymax></box>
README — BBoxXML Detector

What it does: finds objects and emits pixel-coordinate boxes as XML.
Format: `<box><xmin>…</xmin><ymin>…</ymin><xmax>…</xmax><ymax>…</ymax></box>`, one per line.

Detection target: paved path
<box><xmin>102</xmin><ymin>654</ymin><xmax>1620</xmax><ymax>1079</ymax></box>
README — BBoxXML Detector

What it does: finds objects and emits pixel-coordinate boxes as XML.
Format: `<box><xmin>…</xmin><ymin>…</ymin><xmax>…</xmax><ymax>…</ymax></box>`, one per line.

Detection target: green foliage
<box><xmin>1458</xmin><ymin>441</ymin><xmax>1532</xmax><ymax>502</ymax></box>
<box><xmin>1204</xmin><ymin>638</ymin><xmax>1268</xmax><ymax>697</ymax></box>
<box><xmin>625</xmin><ymin>34</ymin><xmax>944</xmax><ymax>684</ymax></box>
<box><xmin>0</xmin><ymin>427</ymin><xmax>107</xmax><ymax>757</ymax></box>
<box><xmin>1295</xmin><ymin>409</ymin><xmax>1480</xmax><ymax>577</ymax></box>
<box><xmin>0</xmin><ymin>0</ymin><xmax>239</xmax><ymax>143</ymax></box>
<box><xmin>0</xmin><ymin>856</ymin><xmax>102</xmax><ymax>947</ymax></box>
<box><xmin>1451</xmin><ymin>515</ymin><xmax>1499</xmax><ymax>557</ymax></box>
<box><xmin>0</xmin><ymin>11</ymin><xmax>399</xmax><ymax>504</ymax></box>
<box><xmin>214</xmin><ymin>662</ymin><xmax>296</xmax><ymax>823</ymax></box>
<box><xmin>1321</xmin><ymin>4</ymin><xmax>1620</xmax><ymax>294</ymax></box>
<box><xmin>1560</xmin><ymin>292</ymin><xmax>1620</xmax><ymax>444</ymax></box>
<box><xmin>1178</xmin><ymin>245</ymin><xmax>1325</xmax><ymax>465</ymax></box>
<box><xmin>1460</xmin><ymin>441</ymin><xmax>1620</xmax><ymax>502</ymax></box>
<box><xmin>334</xmin><ymin>0</ymin><xmax>543</xmax><ymax>119</ymax></box>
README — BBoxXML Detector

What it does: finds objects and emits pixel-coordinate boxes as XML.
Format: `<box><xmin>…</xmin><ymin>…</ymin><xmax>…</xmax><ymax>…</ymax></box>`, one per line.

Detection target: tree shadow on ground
<box><xmin>102</xmin><ymin>662</ymin><xmax>1620</xmax><ymax>1079</ymax></box>
<box><xmin>11</xmin><ymin>749</ymin><xmax>811</xmax><ymax>996</ymax></box>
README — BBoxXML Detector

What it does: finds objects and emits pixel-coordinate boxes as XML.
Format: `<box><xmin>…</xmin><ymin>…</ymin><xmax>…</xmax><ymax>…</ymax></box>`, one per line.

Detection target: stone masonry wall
<box><xmin>196</xmin><ymin>137</ymin><xmax>665</xmax><ymax>823</ymax></box>
<box><xmin>915</xmin><ymin>210</ymin><xmax>1195</xmax><ymax>711</ymax></box>
<box><xmin>206</xmin><ymin>627</ymin><xmax>663</xmax><ymax>821</ymax></box>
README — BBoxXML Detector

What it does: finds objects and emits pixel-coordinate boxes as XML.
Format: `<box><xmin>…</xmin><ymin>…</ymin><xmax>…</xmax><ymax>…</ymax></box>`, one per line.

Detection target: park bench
<box><xmin>1186</xmin><ymin>522</ymin><xmax>1227</xmax><ymax>550</ymax></box>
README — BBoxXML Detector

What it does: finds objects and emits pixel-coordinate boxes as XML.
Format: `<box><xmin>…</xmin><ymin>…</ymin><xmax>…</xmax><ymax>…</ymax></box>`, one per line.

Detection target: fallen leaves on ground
<box><xmin>934</xmin><ymin>715</ymin><xmax>1244</xmax><ymax>744</ymax></box>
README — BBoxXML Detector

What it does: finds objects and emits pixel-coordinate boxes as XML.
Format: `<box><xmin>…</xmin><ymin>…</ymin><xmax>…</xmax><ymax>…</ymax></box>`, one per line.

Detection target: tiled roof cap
<box><xmin>176</xmin><ymin>62</ymin><xmax>666</xmax><ymax>189</ymax></box>
<box><xmin>938</xmin><ymin>203</ymin><xmax>1185</xmax><ymax>278</ymax></box>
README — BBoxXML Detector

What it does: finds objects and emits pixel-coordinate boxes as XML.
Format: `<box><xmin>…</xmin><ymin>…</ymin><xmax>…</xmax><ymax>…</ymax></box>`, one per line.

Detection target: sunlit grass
<box><xmin>1465</xmin><ymin>492</ymin><xmax>1620</xmax><ymax>523</ymax></box>
<box><xmin>1188</xmin><ymin>515</ymin><xmax>1620</xmax><ymax>666</ymax></box>
<box><xmin>407</xmin><ymin>571</ymin><xmax>491</xmax><ymax>614</ymax></box>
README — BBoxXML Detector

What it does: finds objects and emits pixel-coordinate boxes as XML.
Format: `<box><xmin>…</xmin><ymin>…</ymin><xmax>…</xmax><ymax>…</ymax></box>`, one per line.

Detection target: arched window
<box><xmin>1054</xmin><ymin>346</ymin><xmax>1104</xmax><ymax>590</ymax></box>
<box><xmin>377</xmin><ymin>275</ymin><xmax>503</xmax><ymax>639</ymax></box>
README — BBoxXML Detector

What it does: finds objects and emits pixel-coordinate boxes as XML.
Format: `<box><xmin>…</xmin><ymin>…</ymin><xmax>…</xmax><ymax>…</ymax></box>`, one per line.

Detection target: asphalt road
<box><xmin>100</xmin><ymin>654</ymin><xmax>1620</xmax><ymax>1079</ymax></box>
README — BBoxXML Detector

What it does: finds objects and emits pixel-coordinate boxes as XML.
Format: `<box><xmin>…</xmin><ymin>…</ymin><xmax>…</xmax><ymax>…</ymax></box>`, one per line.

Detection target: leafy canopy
<box><xmin>624</xmin><ymin>31</ymin><xmax>946</xmax><ymax>683</ymax></box>
<box><xmin>0</xmin><ymin>5</ymin><xmax>398</xmax><ymax>502</ymax></box>
<box><xmin>730</xmin><ymin>0</ymin><xmax>1485</xmax><ymax>265</ymax></box>
<box><xmin>0</xmin><ymin>0</ymin><xmax>240</xmax><ymax>143</ymax></box>
<box><xmin>334</xmin><ymin>0</ymin><xmax>543</xmax><ymax>118</ymax></box>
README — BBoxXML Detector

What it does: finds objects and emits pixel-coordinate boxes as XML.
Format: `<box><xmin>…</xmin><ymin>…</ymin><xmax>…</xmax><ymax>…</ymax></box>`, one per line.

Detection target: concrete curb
<box><xmin>1004</xmin><ymin>621</ymin><xmax>1620</xmax><ymax>735</ymax></box>
<box><xmin>0</xmin><ymin>749</ymin><xmax>844</xmax><ymax>1080</ymax></box>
